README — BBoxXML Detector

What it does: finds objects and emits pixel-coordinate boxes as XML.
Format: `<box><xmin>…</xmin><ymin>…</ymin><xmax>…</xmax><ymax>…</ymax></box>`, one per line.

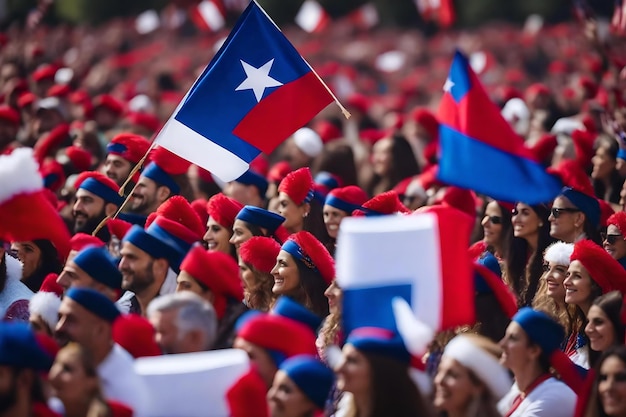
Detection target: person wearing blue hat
<box><xmin>267</xmin><ymin>355</ymin><xmax>335</xmax><ymax>417</ymax></box>
<box><xmin>55</xmin><ymin>287</ymin><xmax>150</xmax><ymax>415</ymax></box>
<box><xmin>549</xmin><ymin>186</ymin><xmax>601</xmax><ymax>244</ymax></box>
<box><xmin>226</xmin><ymin>169</ymin><xmax>268</xmax><ymax>208</ymax></box>
<box><xmin>230</xmin><ymin>205</ymin><xmax>288</xmax><ymax>251</ymax></box>
<box><xmin>498</xmin><ymin>307</ymin><xmax>577</xmax><ymax>417</ymax></box>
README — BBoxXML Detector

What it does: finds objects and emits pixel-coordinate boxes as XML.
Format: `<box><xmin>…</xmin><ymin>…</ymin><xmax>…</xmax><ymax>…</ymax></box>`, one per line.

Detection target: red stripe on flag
<box><xmin>233</xmin><ymin>72</ymin><xmax>333</xmax><ymax>155</ymax></box>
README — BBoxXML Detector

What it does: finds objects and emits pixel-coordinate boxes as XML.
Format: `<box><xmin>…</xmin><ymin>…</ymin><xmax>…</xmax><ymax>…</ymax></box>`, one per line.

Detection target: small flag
<box><xmin>415</xmin><ymin>0</ymin><xmax>455</xmax><ymax>28</ymax></box>
<box><xmin>189</xmin><ymin>0</ymin><xmax>226</xmax><ymax>32</ymax></box>
<box><xmin>295</xmin><ymin>0</ymin><xmax>331</xmax><ymax>33</ymax></box>
<box><xmin>155</xmin><ymin>1</ymin><xmax>334</xmax><ymax>182</ymax></box>
<box><xmin>348</xmin><ymin>3</ymin><xmax>379</xmax><ymax>30</ymax></box>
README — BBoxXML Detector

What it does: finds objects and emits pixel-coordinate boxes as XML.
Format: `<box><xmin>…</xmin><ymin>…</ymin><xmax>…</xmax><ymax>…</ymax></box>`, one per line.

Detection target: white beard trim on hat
<box><xmin>29</xmin><ymin>291</ymin><xmax>62</xmax><ymax>331</ymax></box>
<box><xmin>0</xmin><ymin>148</ymin><xmax>43</xmax><ymax>202</ymax></box>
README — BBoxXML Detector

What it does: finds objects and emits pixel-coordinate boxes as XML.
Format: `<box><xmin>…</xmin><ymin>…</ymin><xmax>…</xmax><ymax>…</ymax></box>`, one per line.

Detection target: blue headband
<box><xmin>347</xmin><ymin>328</ymin><xmax>410</xmax><ymax>364</ymax></box>
<box><xmin>559</xmin><ymin>187</ymin><xmax>600</xmax><ymax>228</ymax></box>
<box><xmin>79</xmin><ymin>178</ymin><xmax>124</xmax><ymax>206</ymax></box>
<box><xmin>314</xmin><ymin>172</ymin><xmax>341</xmax><ymax>190</ymax></box>
<box><xmin>325</xmin><ymin>194</ymin><xmax>363</xmax><ymax>214</ymax></box>
<box><xmin>66</xmin><ymin>287</ymin><xmax>120</xmax><ymax>323</ymax></box>
<box><xmin>235</xmin><ymin>170</ymin><xmax>269</xmax><ymax>197</ymax></box>
<box><xmin>106</xmin><ymin>142</ymin><xmax>127</xmax><ymax>154</ymax></box>
<box><xmin>236</xmin><ymin>206</ymin><xmax>285</xmax><ymax>233</ymax></box>
<box><xmin>272</xmin><ymin>296</ymin><xmax>322</xmax><ymax>332</ymax></box>
<box><xmin>122</xmin><ymin>225</ymin><xmax>183</xmax><ymax>272</ymax></box>
<box><xmin>142</xmin><ymin>162</ymin><xmax>180</xmax><ymax>195</ymax></box>
<box><xmin>280</xmin><ymin>356</ymin><xmax>335</xmax><ymax>409</ymax></box>
<box><xmin>281</xmin><ymin>240</ymin><xmax>319</xmax><ymax>274</ymax></box>
<box><xmin>512</xmin><ymin>307</ymin><xmax>564</xmax><ymax>356</ymax></box>
<box><xmin>73</xmin><ymin>246</ymin><xmax>122</xmax><ymax>290</ymax></box>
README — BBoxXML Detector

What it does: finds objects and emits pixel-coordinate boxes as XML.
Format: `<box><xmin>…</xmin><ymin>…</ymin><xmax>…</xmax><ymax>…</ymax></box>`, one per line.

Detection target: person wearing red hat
<box><xmin>92</xmin><ymin>94</ymin><xmax>124</xmax><ymax>134</ymax></box>
<box><xmin>0</xmin><ymin>104</ymin><xmax>20</xmax><ymax>154</ymax></box>
<box><xmin>72</xmin><ymin>171</ymin><xmax>123</xmax><ymax>238</ymax></box>
<box><xmin>239</xmin><ymin>236</ymin><xmax>281</xmax><ymax>311</ymax></box>
<box><xmin>204</xmin><ymin>193</ymin><xmax>243</xmax><ymax>261</ymax></box>
<box><xmin>104</xmin><ymin>132</ymin><xmax>151</xmax><ymax>188</ymax></box>
<box><xmin>112</xmin><ymin>314</ymin><xmax>161</xmax><ymax>359</ymax></box>
<box><xmin>271</xmin><ymin>231</ymin><xmax>334</xmax><ymax>318</ymax></box>
<box><xmin>323</xmin><ymin>185</ymin><xmax>368</xmax><ymax>256</ymax></box>
<box><xmin>591</xmin><ymin>134</ymin><xmax>623</xmax><ymax>207</ymax></box>
<box><xmin>106</xmin><ymin>218</ymin><xmax>132</xmax><ymax>258</ymax></box>
<box><xmin>177</xmin><ymin>245</ymin><xmax>246</xmax><ymax>349</ymax></box>
<box><xmin>266</xmin><ymin>161</ymin><xmax>293</xmax><ymax>213</ymax></box>
<box><xmin>604</xmin><ymin>212</ymin><xmax>626</xmax><ymax>269</ymax></box>
<box><xmin>356</xmin><ymin>190</ymin><xmax>410</xmax><ymax>216</ymax></box>
<box><xmin>123</xmin><ymin>111</ymin><xmax>160</xmax><ymax>137</ymax></box>
<box><xmin>29</xmin><ymin>276</ymin><xmax>62</xmax><ymax>336</ymax></box>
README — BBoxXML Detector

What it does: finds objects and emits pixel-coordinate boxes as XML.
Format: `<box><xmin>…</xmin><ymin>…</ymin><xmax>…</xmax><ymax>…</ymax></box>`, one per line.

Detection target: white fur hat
<box><xmin>29</xmin><ymin>291</ymin><xmax>62</xmax><ymax>331</ymax></box>
<box><xmin>543</xmin><ymin>241</ymin><xmax>574</xmax><ymax>266</ymax></box>
<box><xmin>293</xmin><ymin>127</ymin><xmax>323</xmax><ymax>158</ymax></box>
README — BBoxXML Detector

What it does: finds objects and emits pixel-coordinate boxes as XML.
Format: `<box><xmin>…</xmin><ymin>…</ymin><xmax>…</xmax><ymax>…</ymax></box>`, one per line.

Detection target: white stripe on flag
<box><xmin>155</xmin><ymin>119</ymin><xmax>249</xmax><ymax>182</ymax></box>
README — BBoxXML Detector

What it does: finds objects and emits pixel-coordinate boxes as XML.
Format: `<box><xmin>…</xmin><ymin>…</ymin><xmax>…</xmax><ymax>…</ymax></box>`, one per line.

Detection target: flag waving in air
<box><xmin>155</xmin><ymin>1</ymin><xmax>335</xmax><ymax>182</ymax></box>
<box><xmin>436</xmin><ymin>51</ymin><xmax>562</xmax><ymax>204</ymax></box>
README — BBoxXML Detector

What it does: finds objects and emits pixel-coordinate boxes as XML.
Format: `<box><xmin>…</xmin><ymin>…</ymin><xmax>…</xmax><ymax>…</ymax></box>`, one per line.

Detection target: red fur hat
<box><xmin>180</xmin><ymin>246</ymin><xmax>244</xmax><ymax>319</ymax></box>
<box><xmin>411</xmin><ymin>108</ymin><xmax>439</xmax><ymax>140</ymax></box>
<box><xmin>239</xmin><ymin>236</ymin><xmax>281</xmax><ymax>274</ymax></box>
<box><xmin>607</xmin><ymin>211</ymin><xmax>626</xmax><ymax>235</ymax></box>
<box><xmin>151</xmin><ymin>196</ymin><xmax>205</xmax><ymax>238</ymax></box>
<box><xmin>283</xmin><ymin>231</ymin><xmax>335</xmax><ymax>284</ymax></box>
<box><xmin>125</xmin><ymin>111</ymin><xmax>160</xmax><ymax>133</ymax></box>
<box><xmin>548</xmin><ymin>160</ymin><xmax>595</xmax><ymax>196</ymax></box>
<box><xmin>107</xmin><ymin>133</ymin><xmax>151</xmax><ymax>164</ymax></box>
<box><xmin>570</xmin><ymin>239</ymin><xmax>626</xmax><ymax>294</ymax></box>
<box><xmin>571</xmin><ymin>129</ymin><xmax>596</xmax><ymax>169</ymax></box>
<box><xmin>113</xmin><ymin>314</ymin><xmax>161</xmax><ymax>358</ymax></box>
<box><xmin>39</xmin><ymin>159</ymin><xmax>65</xmax><ymax>193</ymax></box>
<box><xmin>325</xmin><ymin>185</ymin><xmax>368</xmax><ymax>214</ymax></box>
<box><xmin>529</xmin><ymin>134</ymin><xmax>557</xmax><ymax>163</ymax></box>
<box><xmin>278</xmin><ymin>167</ymin><xmax>314</xmax><ymax>206</ymax></box>
<box><xmin>267</xmin><ymin>161</ymin><xmax>292</xmax><ymax>183</ymax></box>
<box><xmin>360</xmin><ymin>191</ymin><xmax>410</xmax><ymax>216</ymax></box>
<box><xmin>33</xmin><ymin>123</ymin><xmax>70</xmax><ymax>162</ymax></box>
<box><xmin>106</xmin><ymin>218</ymin><xmax>133</xmax><ymax>240</ymax></box>
<box><xmin>148</xmin><ymin>147</ymin><xmax>191</xmax><ymax>176</ymax></box>
<box><xmin>69</xmin><ymin>233</ymin><xmax>105</xmax><ymax>252</ymax></box>
<box><xmin>65</xmin><ymin>146</ymin><xmax>92</xmax><ymax>172</ymax></box>
<box><xmin>93</xmin><ymin>94</ymin><xmax>124</xmax><ymax>115</ymax></box>
<box><xmin>206</xmin><ymin>193</ymin><xmax>243</xmax><ymax>230</ymax></box>
<box><xmin>190</xmin><ymin>198</ymin><xmax>209</xmax><ymax>227</ymax></box>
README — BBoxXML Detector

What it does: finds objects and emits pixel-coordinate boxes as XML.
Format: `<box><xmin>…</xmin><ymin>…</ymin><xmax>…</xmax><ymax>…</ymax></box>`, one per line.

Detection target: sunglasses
<box><xmin>602</xmin><ymin>233</ymin><xmax>624</xmax><ymax>245</ymax></box>
<box><xmin>483</xmin><ymin>215</ymin><xmax>502</xmax><ymax>225</ymax></box>
<box><xmin>550</xmin><ymin>207</ymin><xmax>580</xmax><ymax>218</ymax></box>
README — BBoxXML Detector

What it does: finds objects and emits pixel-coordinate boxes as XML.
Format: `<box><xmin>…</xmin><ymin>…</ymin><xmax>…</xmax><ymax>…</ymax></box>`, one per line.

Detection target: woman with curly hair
<box><xmin>238</xmin><ymin>236</ymin><xmax>280</xmax><ymax>312</ymax></box>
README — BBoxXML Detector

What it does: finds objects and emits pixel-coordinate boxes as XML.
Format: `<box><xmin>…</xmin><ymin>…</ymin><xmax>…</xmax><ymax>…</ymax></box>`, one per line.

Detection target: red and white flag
<box><xmin>415</xmin><ymin>0</ymin><xmax>455</xmax><ymax>28</ymax></box>
<box><xmin>348</xmin><ymin>3</ymin><xmax>379</xmax><ymax>30</ymax></box>
<box><xmin>190</xmin><ymin>0</ymin><xmax>226</xmax><ymax>32</ymax></box>
<box><xmin>295</xmin><ymin>0</ymin><xmax>331</xmax><ymax>33</ymax></box>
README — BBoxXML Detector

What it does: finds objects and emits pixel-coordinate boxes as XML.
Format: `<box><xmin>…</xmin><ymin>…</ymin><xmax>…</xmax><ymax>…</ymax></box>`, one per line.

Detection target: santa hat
<box><xmin>411</xmin><ymin>108</ymin><xmax>439</xmax><ymax>140</ymax></box>
<box><xmin>236</xmin><ymin>206</ymin><xmax>285</xmax><ymax>235</ymax></box>
<box><xmin>180</xmin><ymin>246</ymin><xmax>244</xmax><ymax>319</ymax></box>
<box><xmin>235</xmin><ymin>170</ymin><xmax>269</xmax><ymax>197</ymax></box>
<box><xmin>281</xmin><ymin>231</ymin><xmax>335</xmax><ymax>285</ymax></box>
<box><xmin>0</xmin><ymin>322</ymin><xmax>55</xmax><ymax>371</ymax></box>
<box><xmin>346</xmin><ymin>327</ymin><xmax>410</xmax><ymax>364</ymax></box>
<box><xmin>40</xmin><ymin>273</ymin><xmax>63</xmax><ymax>296</ymax></box>
<box><xmin>358</xmin><ymin>191</ymin><xmax>410</xmax><ymax>216</ymax></box>
<box><xmin>325</xmin><ymin>185</ymin><xmax>368</xmax><ymax>214</ymax></box>
<box><xmin>0</xmin><ymin>148</ymin><xmax>71</xmax><ymax>259</ymax></box>
<box><xmin>65</xmin><ymin>287</ymin><xmax>120</xmax><ymax>323</ymax></box>
<box><xmin>75</xmin><ymin>171</ymin><xmax>124</xmax><ymax>207</ymax></box>
<box><xmin>142</xmin><ymin>147</ymin><xmax>191</xmax><ymax>195</ymax></box>
<box><xmin>279</xmin><ymin>356</ymin><xmax>335</xmax><ymax>410</ymax></box>
<box><xmin>239</xmin><ymin>237</ymin><xmax>281</xmax><ymax>273</ymax></box>
<box><xmin>529</xmin><ymin>134</ymin><xmax>557</xmax><ymax>164</ymax></box>
<box><xmin>206</xmin><ymin>194</ymin><xmax>244</xmax><ymax>230</ymax></box>
<box><xmin>39</xmin><ymin>159</ymin><xmax>65</xmax><ymax>192</ymax></box>
<box><xmin>72</xmin><ymin>246</ymin><xmax>122</xmax><ymax>290</ymax></box>
<box><xmin>278</xmin><ymin>167</ymin><xmax>315</xmax><ymax>206</ymax></box>
<box><xmin>93</xmin><ymin>94</ymin><xmax>124</xmax><ymax>115</ymax></box>
<box><xmin>293</xmin><ymin>128</ymin><xmax>323</xmax><ymax>158</ymax></box>
<box><xmin>267</xmin><ymin>161</ymin><xmax>292</xmax><ymax>184</ymax></box>
<box><xmin>271</xmin><ymin>296</ymin><xmax>322</xmax><ymax>332</ymax></box>
<box><xmin>0</xmin><ymin>105</ymin><xmax>20</xmax><ymax>125</ymax></box>
<box><xmin>150</xmin><ymin>196</ymin><xmax>205</xmax><ymax>238</ymax></box>
<box><xmin>33</xmin><ymin>123</ymin><xmax>70</xmax><ymax>162</ymax></box>
<box><xmin>608</xmin><ymin>212</ymin><xmax>626</xmax><ymax>236</ymax></box>
<box><xmin>112</xmin><ymin>314</ymin><xmax>161</xmax><ymax>358</ymax></box>
<box><xmin>64</xmin><ymin>146</ymin><xmax>92</xmax><ymax>172</ymax></box>
<box><xmin>570</xmin><ymin>239</ymin><xmax>626</xmax><ymax>294</ymax></box>
<box><xmin>548</xmin><ymin>160</ymin><xmax>600</xmax><ymax>228</ymax></box>
<box><xmin>543</xmin><ymin>241</ymin><xmax>574</xmax><ymax>266</ymax></box>
<box><xmin>107</xmin><ymin>133</ymin><xmax>151</xmax><ymax>164</ymax></box>
<box><xmin>29</xmin><ymin>291</ymin><xmax>62</xmax><ymax>331</ymax></box>
<box><xmin>125</xmin><ymin>111</ymin><xmax>160</xmax><ymax>133</ymax></box>
<box><xmin>69</xmin><ymin>233</ymin><xmax>105</xmax><ymax>252</ymax></box>
<box><xmin>106</xmin><ymin>218</ymin><xmax>133</xmax><ymax>241</ymax></box>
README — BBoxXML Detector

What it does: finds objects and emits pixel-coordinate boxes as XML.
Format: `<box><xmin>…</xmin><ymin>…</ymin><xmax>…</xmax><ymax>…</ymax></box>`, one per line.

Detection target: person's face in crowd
<box><xmin>371</xmin><ymin>138</ymin><xmax>393</xmax><ymax>177</ymax></box>
<box><xmin>225</xmin><ymin>182</ymin><xmax>259</xmax><ymax>207</ymax></box>
<box><xmin>499</xmin><ymin>322</ymin><xmax>540</xmax><ymax>374</ymax></box>
<box><xmin>549</xmin><ymin>196</ymin><xmax>582</xmax><ymax>242</ymax></box>
<box><xmin>267</xmin><ymin>370</ymin><xmax>316</xmax><ymax>417</ymax></box>
<box><xmin>93</xmin><ymin>107</ymin><xmax>118</xmax><ymax>131</ymax></box>
<box><xmin>203</xmin><ymin>217</ymin><xmax>232</xmax><ymax>254</ymax></box>
<box><xmin>238</xmin><ymin>261</ymin><xmax>256</xmax><ymax>296</ymax></box>
<box><xmin>433</xmin><ymin>356</ymin><xmax>483</xmax><ymax>415</ymax></box>
<box><xmin>277</xmin><ymin>193</ymin><xmax>307</xmax><ymax>232</ymax></box>
<box><xmin>56</xmin><ymin>260</ymin><xmax>97</xmax><ymax>292</ymax></box>
<box><xmin>149</xmin><ymin>308</ymin><xmax>194</xmax><ymax>354</ymax></box>
<box><xmin>10</xmin><ymin>241</ymin><xmax>41</xmax><ymax>280</ymax></box>
<box><xmin>131</xmin><ymin>176</ymin><xmax>166</xmax><ymax>215</ymax></box>
<box><xmin>511</xmin><ymin>203</ymin><xmax>541</xmax><ymax>241</ymax></box>
<box><xmin>49</xmin><ymin>348</ymin><xmax>98</xmax><ymax>410</ymax></box>
<box><xmin>481</xmin><ymin>201</ymin><xmax>503</xmax><ymax>247</ymax></box>
<box><xmin>604</xmin><ymin>225</ymin><xmax>626</xmax><ymax>261</ymax></box>
<box><xmin>55</xmin><ymin>298</ymin><xmax>101</xmax><ymax>348</ymax></box>
<box><xmin>119</xmin><ymin>242</ymin><xmax>162</xmax><ymax>295</ymax></box>
<box><xmin>72</xmin><ymin>189</ymin><xmax>107</xmax><ymax>234</ymax></box>
<box><xmin>229</xmin><ymin>219</ymin><xmax>254</xmax><ymax>251</ymax></box>
<box><xmin>271</xmin><ymin>251</ymin><xmax>300</xmax><ymax>296</ymax></box>
<box><xmin>336</xmin><ymin>344</ymin><xmax>371</xmax><ymax>397</ymax></box>
<box><xmin>324</xmin><ymin>281</ymin><xmax>342</xmax><ymax>316</ymax></box>
<box><xmin>599</xmin><ymin>355</ymin><xmax>626</xmax><ymax>417</ymax></box>
<box><xmin>175</xmin><ymin>271</ymin><xmax>208</xmax><ymax>299</ymax></box>
<box><xmin>283</xmin><ymin>139</ymin><xmax>311</xmax><ymax>170</ymax></box>
<box><xmin>592</xmin><ymin>145</ymin><xmax>617</xmax><ymax>181</ymax></box>
<box><xmin>233</xmin><ymin>337</ymin><xmax>278</xmax><ymax>387</ymax></box>
<box><xmin>103</xmin><ymin>154</ymin><xmax>132</xmax><ymax>186</ymax></box>
<box><xmin>564</xmin><ymin>260</ymin><xmax>594</xmax><ymax>308</ymax></box>
<box><xmin>586</xmin><ymin>305</ymin><xmax>617</xmax><ymax>353</ymax></box>
<box><xmin>543</xmin><ymin>261</ymin><xmax>568</xmax><ymax>302</ymax></box>
<box><xmin>0</xmin><ymin>119</ymin><xmax>17</xmax><ymax>151</ymax></box>
<box><xmin>34</xmin><ymin>108</ymin><xmax>64</xmax><ymax>135</ymax></box>
<box><xmin>29</xmin><ymin>313</ymin><xmax>53</xmax><ymax>336</ymax></box>
<box><xmin>323</xmin><ymin>205</ymin><xmax>348</xmax><ymax>239</ymax></box>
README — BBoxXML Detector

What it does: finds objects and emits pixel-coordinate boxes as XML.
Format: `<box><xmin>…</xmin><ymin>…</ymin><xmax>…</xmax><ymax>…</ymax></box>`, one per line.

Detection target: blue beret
<box><xmin>79</xmin><ymin>177</ymin><xmax>124</xmax><ymax>206</ymax></box>
<box><xmin>66</xmin><ymin>287</ymin><xmax>120</xmax><ymax>323</ymax></box>
<box><xmin>347</xmin><ymin>327</ymin><xmax>410</xmax><ymax>364</ymax></box>
<box><xmin>73</xmin><ymin>246</ymin><xmax>122</xmax><ymax>290</ymax></box>
<box><xmin>0</xmin><ymin>322</ymin><xmax>53</xmax><ymax>371</ymax></box>
<box><xmin>235</xmin><ymin>170</ymin><xmax>268</xmax><ymax>197</ymax></box>
<box><xmin>512</xmin><ymin>307</ymin><xmax>564</xmax><ymax>356</ymax></box>
<box><xmin>236</xmin><ymin>206</ymin><xmax>285</xmax><ymax>233</ymax></box>
<box><xmin>272</xmin><ymin>296</ymin><xmax>322</xmax><ymax>332</ymax></box>
<box><xmin>122</xmin><ymin>225</ymin><xmax>184</xmax><ymax>272</ymax></box>
<box><xmin>559</xmin><ymin>187</ymin><xmax>600</xmax><ymax>228</ymax></box>
<box><xmin>142</xmin><ymin>162</ymin><xmax>180</xmax><ymax>195</ymax></box>
<box><xmin>280</xmin><ymin>355</ymin><xmax>335</xmax><ymax>409</ymax></box>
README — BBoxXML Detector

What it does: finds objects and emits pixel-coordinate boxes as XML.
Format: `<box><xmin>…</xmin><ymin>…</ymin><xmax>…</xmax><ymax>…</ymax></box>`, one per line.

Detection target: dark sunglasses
<box><xmin>550</xmin><ymin>207</ymin><xmax>580</xmax><ymax>218</ymax></box>
<box><xmin>602</xmin><ymin>233</ymin><xmax>624</xmax><ymax>245</ymax></box>
<box><xmin>483</xmin><ymin>215</ymin><xmax>502</xmax><ymax>225</ymax></box>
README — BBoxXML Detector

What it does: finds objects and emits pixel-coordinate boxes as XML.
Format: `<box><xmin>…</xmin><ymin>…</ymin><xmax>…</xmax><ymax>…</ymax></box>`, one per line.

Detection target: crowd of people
<box><xmin>1</xmin><ymin>1</ymin><xmax>626</xmax><ymax>417</ymax></box>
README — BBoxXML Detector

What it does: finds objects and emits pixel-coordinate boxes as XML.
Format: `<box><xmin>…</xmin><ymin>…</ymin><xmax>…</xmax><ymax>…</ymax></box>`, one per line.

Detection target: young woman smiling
<box><xmin>480</xmin><ymin>200</ymin><xmax>513</xmax><ymax>262</ymax></box>
<box><xmin>203</xmin><ymin>193</ymin><xmax>243</xmax><ymax>261</ymax></box>
<box><xmin>585</xmin><ymin>291</ymin><xmax>625</xmax><ymax>362</ymax></box>
<box><xmin>583</xmin><ymin>346</ymin><xmax>626</xmax><ymax>417</ymax></box>
<box><xmin>322</xmin><ymin>186</ymin><xmax>368</xmax><ymax>257</ymax></box>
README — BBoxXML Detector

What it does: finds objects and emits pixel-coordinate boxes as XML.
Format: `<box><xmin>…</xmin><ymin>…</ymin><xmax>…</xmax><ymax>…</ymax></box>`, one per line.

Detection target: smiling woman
<box><xmin>585</xmin><ymin>291</ymin><xmax>624</xmax><ymax>362</ymax></box>
<box><xmin>583</xmin><ymin>346</ymin><xmax>626</xmax><ymax>417</ymax></box>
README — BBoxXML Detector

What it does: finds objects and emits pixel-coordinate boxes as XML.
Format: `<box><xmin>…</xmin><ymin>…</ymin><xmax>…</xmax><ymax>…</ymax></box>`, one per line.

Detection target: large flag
<box><xmin>437</xmin><ymin>51</ymin><xmax>562</xmax><ymax>204</ymax></box>
<box><xmin>155</xmin><ymin>1</ymin><xmax>334</xmax><ymax>182</ymax></box>
<box><xmin>335</xmin><ymin>205</ymin><xmax>475</xmax><ymax>336</ymax></box>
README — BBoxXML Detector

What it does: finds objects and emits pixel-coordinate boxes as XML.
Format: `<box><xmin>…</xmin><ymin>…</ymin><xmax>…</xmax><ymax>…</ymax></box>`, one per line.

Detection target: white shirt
<box><xmin>98</xmin><ymin>343</ymin><xmax>151</xmax><ymax>417</ymax></box>
<box><xmin>497</xmin><ymin>377</ymin><xmax>577</xmax><ymax>417</ymax></box>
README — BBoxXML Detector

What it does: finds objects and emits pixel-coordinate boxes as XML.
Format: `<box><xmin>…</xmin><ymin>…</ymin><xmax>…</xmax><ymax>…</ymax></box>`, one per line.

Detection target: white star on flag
<box><xmin>443</xmin><ymin>77</ymin><xmax>455</xmax><ymax>93</ymax></box>
<box><xmin>235</xmin><ymin>59</ymin><xmax>283</xmax><ymax>102</ymax></box>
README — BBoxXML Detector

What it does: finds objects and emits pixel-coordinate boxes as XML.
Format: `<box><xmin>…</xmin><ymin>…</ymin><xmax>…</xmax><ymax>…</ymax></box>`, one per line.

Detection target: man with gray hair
<box><xmin>147</xmin><ymin>291</ymin><xmax>218</xmax><ymax>354</ymax></box>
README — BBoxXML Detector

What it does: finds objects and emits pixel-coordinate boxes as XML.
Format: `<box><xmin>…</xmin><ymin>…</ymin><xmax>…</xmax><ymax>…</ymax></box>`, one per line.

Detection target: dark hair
<box><xmin>365</xmin><ymin>352</ymin><xmax>434</xmax><ymax>417</ymax></box>
<box><xmin>171</xmin><ymin>173</ymin><xmax>195</xmax><ymax>204</ymax></box>
<box><xmin>213</xmin><ymin>300</ymin><xmax>249</xmax><ymax>350</ymax></box>
<box><xmin>505</xmin><ymin>204</ymin><xmax>555</xmax><ymax>307</ymax></box>
<box><xmin>482</xmin><ymin>201</ymin><xmax>513</xmax><ymax>259</ymax></box>
<box><xmin>589</xmin><ymin>291</ymin><xmax>625</xmax><ymax>365</ymax></box>
<box><xmin>288</xmin><ymin>260</ymin><xmax>329</xmax><ymax>319</ymax></box>
<box><xmin>593</xmin><ymin>135</ymin><xmax>624</xmax><ymax>205</ymax></box>
<box><xmin>366</xmin><ymin>133</ymin><xmax>420</xmax><ymax>196</ymax></box>
<box><xmin>312</xmin><ymin>143</ymin><xmax>358</xmax><ymax>186</ymax></box>
<box><xmin>240</xmin><ymin>220</ymin><xmax>284</xmax><ymax>246</ymax></box>
<box><xmin>475</xmin><ymin>292</ymin><xmax>511</xmax><ymax>344</ymax></box>
<box><xmin>584</xmin><ymin>345</ymin><xmax>626</xmax><ymax>417</ymax></box>
<box><xmin>23</xmin><ymin>240</ymin><xmax>63</xmax><ymax>292</ymax></box>
<box><xmin>303</xmin><ymin>198</ymin><xmax>331</xmax><ymax>246</ymax></box>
